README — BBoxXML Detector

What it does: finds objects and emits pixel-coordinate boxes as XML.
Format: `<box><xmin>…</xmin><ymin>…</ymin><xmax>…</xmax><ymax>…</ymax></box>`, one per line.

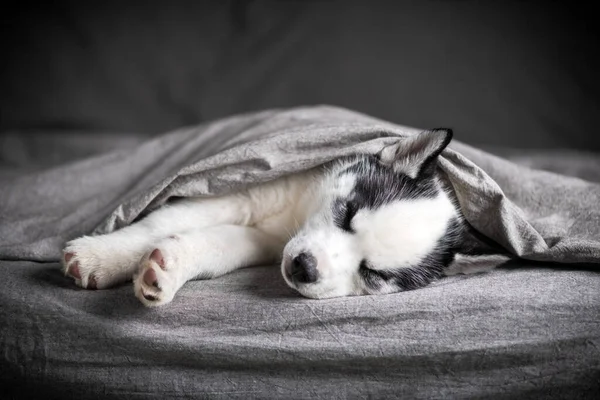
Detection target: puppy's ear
<box><xmin>379</xmin><ymin>128</ymin><xmax>453</xmax><ymax>178</ymax></box>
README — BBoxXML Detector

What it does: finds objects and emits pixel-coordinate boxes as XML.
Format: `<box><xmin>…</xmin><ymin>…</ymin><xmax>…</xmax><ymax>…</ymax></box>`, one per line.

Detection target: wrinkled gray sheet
<box><xmin>1</xmin><ymin>106</ymin><xmax>599</xmax><ymax>398</ymax></box>
<box><xmin>2</xmin><ymin>106</ymin><xmax>600</xmax><ymax>263</ymax></box>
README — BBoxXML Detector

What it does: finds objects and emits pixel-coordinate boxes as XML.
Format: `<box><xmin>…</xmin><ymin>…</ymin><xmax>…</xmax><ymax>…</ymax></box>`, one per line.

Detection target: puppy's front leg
<box><xmin>133</xmin><ymin>225</ymin><xmax>283</xmax><ymax>307</ymax></box>
<box><xmin>62</xmin><ymin>196</ymin><xmax>253</xmax><ymax>289</ymax></box>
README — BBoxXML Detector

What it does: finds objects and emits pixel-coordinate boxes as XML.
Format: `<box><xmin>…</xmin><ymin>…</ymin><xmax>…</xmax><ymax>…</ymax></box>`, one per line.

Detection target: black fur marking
<box><xmin>360</xmin><ymin>217</ymin><xmax>463</xmax><ymax>292</ymax></box>
<box><xmin>338</xmin><ymin>155</ymin><xmax>439</xmax><ymax>215</ymax></box>
<box><xmin>417</xmin><ymin>128</ymin><xmax>453</xmax><ymax>178</ymax></box>
<box><xmin>332</xmin><ymin>152</ymin><xmax>464</xmax><ymax>292</ymax></box>
<box><xmin>333</xmin><ymin>199</ymin><xmax>358</xmax><ymax>233</ymax></box>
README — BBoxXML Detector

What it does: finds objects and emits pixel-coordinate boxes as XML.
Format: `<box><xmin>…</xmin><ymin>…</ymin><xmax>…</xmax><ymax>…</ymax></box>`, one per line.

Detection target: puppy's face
<box><xmin>281</xmin><ymin>129</ymin><xmax>462</xmax><ymax>299</ymax></box>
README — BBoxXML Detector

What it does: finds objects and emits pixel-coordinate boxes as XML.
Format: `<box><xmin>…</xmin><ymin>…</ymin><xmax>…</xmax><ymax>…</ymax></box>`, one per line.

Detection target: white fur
<box><xmin>281</xmin><ymin>174</ymin><xmax>457</xmax><ymax>299</ymax></box>
<box><xmin>63</xmin><ymin>170</ymin><xmax>320</xmax><ymax>305</ymax></box>
<box><xmin>63</xmin><ymin>156</ymin><xmax>460</xmax><ymax>306</ymax></box>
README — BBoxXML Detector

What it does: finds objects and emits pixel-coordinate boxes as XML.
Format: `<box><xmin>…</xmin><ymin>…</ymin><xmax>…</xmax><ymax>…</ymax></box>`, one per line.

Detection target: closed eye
<box><xmin>333</xmin><ymin>199</ymin><xmax>357</xmax><ymax>233</ymax></box>
<box><xmin>359</xmin><ymin>259</ymin><xmax>394</xmax><ymax>288</ymax></box>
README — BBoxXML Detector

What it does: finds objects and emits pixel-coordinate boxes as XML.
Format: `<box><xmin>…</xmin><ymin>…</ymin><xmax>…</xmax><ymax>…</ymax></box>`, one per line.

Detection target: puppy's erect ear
<box><xmin>379</xmin><ymin>128</ymin><xmax>453</xmax><ymax>178</ymax></box>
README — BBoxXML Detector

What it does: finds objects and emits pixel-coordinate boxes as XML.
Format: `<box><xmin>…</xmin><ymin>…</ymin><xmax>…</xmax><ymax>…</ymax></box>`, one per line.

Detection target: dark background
<box><xmin>2</xmin><ymin>1</ymin><xmax>599</xmax><ymax>150</ymax></box>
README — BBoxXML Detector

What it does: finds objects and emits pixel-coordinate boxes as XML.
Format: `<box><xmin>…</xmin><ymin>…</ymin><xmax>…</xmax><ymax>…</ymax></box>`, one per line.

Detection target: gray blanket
<box><xmin>1</xmin><ymin>106</ymin><xmax>599</xmax><ymax>398</ymax></box>
<box><xmin>2</xmin><ymin>106</ymin><xmax>599</xmax><ymax>264</ymax></box>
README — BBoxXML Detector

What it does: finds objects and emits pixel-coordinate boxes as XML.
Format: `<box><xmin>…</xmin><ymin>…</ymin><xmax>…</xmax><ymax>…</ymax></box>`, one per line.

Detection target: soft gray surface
<box><xmin>1</xmin><ymin>260</ymin><xmax>599</xmax><ymax>399</ymax></box>
<box><xmin>1</xmin><ymin>106</ymin><xmax>599</xmax><ymax>398</ymax></box>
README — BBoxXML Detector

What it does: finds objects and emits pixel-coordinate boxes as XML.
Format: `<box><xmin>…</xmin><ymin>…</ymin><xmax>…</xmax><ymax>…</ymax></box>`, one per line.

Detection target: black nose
<box><xmin>291</xmin><ymin>252</ymin><xmax>318</xmax><ymax>283</ymax></box>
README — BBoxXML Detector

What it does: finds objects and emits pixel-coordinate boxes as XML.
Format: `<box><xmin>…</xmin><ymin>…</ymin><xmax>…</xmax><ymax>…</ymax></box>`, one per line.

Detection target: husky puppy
<box><xmin>63</xmin><ymin>129</ymin><xmax>489</xmax><ymax>307</ymax></box>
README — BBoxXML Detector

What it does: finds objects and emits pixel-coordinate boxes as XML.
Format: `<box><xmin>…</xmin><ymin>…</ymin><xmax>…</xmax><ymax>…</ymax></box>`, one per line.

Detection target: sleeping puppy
<box><xmin>62</xmin><ymin>129</ymin><xmax>500</xmax><ymax>306</ymax></box>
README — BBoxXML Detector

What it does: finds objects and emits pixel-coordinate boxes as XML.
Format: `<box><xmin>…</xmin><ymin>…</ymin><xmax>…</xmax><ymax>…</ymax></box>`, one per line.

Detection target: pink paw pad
<box><xmin>64</xmin><ymin>252</ymin><xmax>74</xmax><ymax>264</ymax></box>
<box><xmin>143</xmin><ymin>268</ymin><xmax>159</xmax><ymax>288</ymax></box>
<box><xmin>68</xmin><ymin>261</ymin><xmax>81</xmax><ymax>279</ymax></box>
<box><xmin>149</xmin><ymin>248</ymin><xmax>165</xmax><ymax>270</ymax></box>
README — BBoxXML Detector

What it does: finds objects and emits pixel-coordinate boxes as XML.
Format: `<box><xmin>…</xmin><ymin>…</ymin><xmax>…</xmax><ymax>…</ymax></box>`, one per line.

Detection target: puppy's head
<box><xmin>282</xmin><ymin>129</ymin><xmax>462</xmax><ymax>299</ymax></box>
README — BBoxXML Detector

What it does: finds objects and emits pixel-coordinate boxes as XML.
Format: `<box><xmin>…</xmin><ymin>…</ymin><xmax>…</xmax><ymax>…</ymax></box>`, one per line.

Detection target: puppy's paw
<box><xmin>62</xmin><ymin>235</ymin><xmax>139</xmax><ymax>289</ymax></box>
<box><xmin>134</xmin><ymin>237</ymin><xmax>187</xmax><ymax>307</ymax></box>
